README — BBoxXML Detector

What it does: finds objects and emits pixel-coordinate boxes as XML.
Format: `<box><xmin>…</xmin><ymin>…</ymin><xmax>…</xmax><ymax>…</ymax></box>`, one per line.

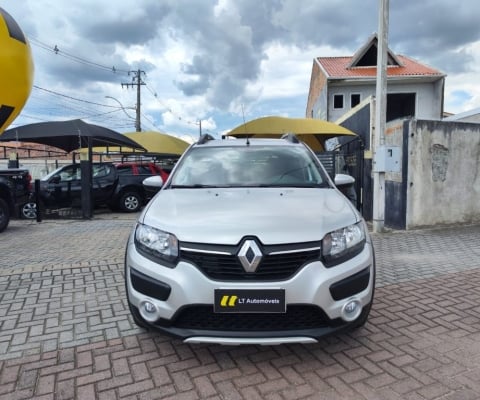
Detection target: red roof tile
<box><xmin>317</xmin><ymin>55</ymin><xmax>444</xmax><ymax>79</ymax></box>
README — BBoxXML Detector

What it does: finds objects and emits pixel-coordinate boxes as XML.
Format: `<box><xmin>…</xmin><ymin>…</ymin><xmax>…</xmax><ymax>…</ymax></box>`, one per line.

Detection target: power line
<box><xmin>29</xmin><ymin>37</ymin><xmax>129</xmax><ymax>74</ymax></box>
<box><xmin>121</xmin><ymin>70</ymin><xmax>145</xmax><ymax>132</ymax></box>
<box><xmin>20</xmin><ymin>86</ymin><xmax>139</xmax><ymax>129</ymax></box>
<box><xmin>25</xmin><ymin>38</ymin><xmax>218</xmax><ymax>136</ymax></box>
<box><xmin>145</xmin><ymin>83</ymin><xmax>200</xmax><ymax>128</ymax></box>
<box><xmin>140</xmin><ymin>112</ymin><xmax>159</xmax><ymax>132</ymax></box>
<box><xmin>144</xmin><ymin>83</ymin><xmax>218</xmax><ymax>136</ymax></box>
<box><xmin>33</xmin><ymin>85</ymin><xmax>118</xmax><ymax>108</ymax></box>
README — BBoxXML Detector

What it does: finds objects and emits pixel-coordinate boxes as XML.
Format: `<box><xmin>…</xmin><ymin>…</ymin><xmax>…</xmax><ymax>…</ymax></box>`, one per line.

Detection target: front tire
<box><xmin>128</xmin><ymin>301</ymin><xmax>151</xmax><ymax>330</ymax></box>
<box><xmin>352</xmin><ymin>251</ymin><xmax>376</xmax><ymax>330</ymax></box>
<box><xmin>351</xmin><ymin>299</ymin><xmax>373</xmax><ymax>330</ymax></box>
<box><xmin>22</xmin><ymin>202</ymin><xmax>37</xmax><ymax>219</ymax></box>
<box><xmin>118</xmin><ymin>191</ymin><xmax>142</xmax><ymax>213</ymax></box>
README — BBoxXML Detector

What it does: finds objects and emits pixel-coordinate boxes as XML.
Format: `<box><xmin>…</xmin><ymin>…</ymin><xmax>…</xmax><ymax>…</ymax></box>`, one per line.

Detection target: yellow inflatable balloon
<box><xmin>0</xmin><ymin>7</ymin><xmax>34</xmax><ymax>135</ymax></box>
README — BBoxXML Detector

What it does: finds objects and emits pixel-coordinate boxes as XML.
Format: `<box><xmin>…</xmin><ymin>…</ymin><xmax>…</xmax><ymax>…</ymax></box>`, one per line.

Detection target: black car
<box><xmin>22</xmin><ymin>161</ymin><xmax>169</xmax><ymax>218</ymax></box>
<box><xmin>38</xmin><ymin>163</ymin><xmax>116</xmax><ymax>208</ymax></box>
<box><xmin>0</xmin><ymin>168</ymin><xmax>32</xmax><ymax>230</ymax></box>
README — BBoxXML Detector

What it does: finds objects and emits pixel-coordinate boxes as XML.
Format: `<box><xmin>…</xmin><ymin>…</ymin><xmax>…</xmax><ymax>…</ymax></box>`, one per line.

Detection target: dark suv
<box><xmin>0</xmin><ymin>168</ymin><xmax>32</xmax><ymax>231</ymax></box>
<box><xmin>112</xmin><ymin>162</ymin><xmax>169</xmax><ymax>212</ymax></box>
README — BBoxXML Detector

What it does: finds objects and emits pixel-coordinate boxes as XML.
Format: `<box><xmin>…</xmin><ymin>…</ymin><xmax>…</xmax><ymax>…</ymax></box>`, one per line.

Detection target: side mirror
<box><xmin>143</xmin><ymin>175</ymin><xmax>163</xmax><ymax>189</ymax></box>
<box><xmin>143</xmin><ymin>176</ymin><xmax>163</xmax><ymax>201</ymax></box>
<box><xmin>143</xmin><ymin>176</ymin><xmax>163</xmax><ymax>200</ymax></box>
<box><xmin>334</xmin><ymin>174</ymin><xmax>355</xmax><ymax>187</ymax></box>
<box><xmin>50</xmin><ymin>175</ymin><xmax>61</xmax><ymax>184</ymax></box>
<box><xmin>334</xmin><ymin>174</ymin><xmax>357</xmax><ymax>205</ymax></box>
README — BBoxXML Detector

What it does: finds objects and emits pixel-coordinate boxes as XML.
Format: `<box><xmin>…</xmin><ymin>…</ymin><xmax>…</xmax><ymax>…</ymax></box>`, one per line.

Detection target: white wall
<box><xmin>0</xmin><ymin>159</ymin><xmax>70</xmax><ymax>179</ymax></box>
<box><xmin>406</xmin><ymin>119</ymin><xmax>480</xmax><ymax>228</ymax></box>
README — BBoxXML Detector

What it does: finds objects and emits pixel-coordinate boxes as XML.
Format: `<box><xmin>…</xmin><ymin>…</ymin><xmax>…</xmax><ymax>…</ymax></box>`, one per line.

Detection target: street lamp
<box><xmin>105</xmin><ymin>95</ymin><xmax>136</xmax><ymax>125</ymax></box>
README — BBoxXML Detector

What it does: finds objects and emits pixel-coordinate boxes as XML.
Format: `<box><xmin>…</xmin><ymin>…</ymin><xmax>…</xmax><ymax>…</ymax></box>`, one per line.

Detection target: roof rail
<box><xmin>197</xmin><ymin>134</ymin><xmax>215</xmax><ymax>145</ymax></box>
<box><xmin>280</xmin><ymin>133</ymin><xmax>300</xmax><ymax>144</ymax></box>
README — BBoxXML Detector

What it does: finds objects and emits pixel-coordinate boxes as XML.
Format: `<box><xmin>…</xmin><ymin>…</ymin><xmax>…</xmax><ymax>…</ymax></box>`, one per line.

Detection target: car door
<box><xmin>46</xmin><ymin>164</ymin><xmax>82</xmax><ymax>207</ymax></box>
<box><xmin>91</xmin><ymin>164</ymin><xmax>116</xmax><ymax>204</ymax></box>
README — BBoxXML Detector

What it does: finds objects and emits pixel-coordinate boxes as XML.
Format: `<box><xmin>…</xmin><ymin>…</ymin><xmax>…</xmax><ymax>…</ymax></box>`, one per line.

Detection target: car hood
<box><xmin>141</xmin><ymin>187</ymin><xmax>359</xmax><ymax>245</ymax></box>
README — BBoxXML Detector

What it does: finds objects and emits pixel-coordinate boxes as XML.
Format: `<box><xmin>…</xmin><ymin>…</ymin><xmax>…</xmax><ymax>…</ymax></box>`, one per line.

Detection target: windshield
<box><xmin>169</xmin><ymin>145</ymin><xmax>329</xmax><ymax>188</ymax></box>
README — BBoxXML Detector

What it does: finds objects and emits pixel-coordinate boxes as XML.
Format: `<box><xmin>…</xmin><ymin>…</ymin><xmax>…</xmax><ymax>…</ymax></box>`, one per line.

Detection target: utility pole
<box><xmin>122</xmin><ymin>69</ymin><xmax>145</xmax><ymax>132</ymax></box>
<box><xmin>373</xmin><ymin>0</ymin><xmax>389</xmax><ymax>233</ymax></box>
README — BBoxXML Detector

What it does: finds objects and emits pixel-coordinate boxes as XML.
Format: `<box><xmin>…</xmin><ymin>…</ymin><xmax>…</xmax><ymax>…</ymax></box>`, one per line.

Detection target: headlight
<box><xmin>322</xmin><ymin>222</ymin><xmax>366</xmax><ymax>267</ymax></box>
<box><xmin>134</xmin><ymin>223</ymin><xmax>179</xmax><ymax>266</ymax></box>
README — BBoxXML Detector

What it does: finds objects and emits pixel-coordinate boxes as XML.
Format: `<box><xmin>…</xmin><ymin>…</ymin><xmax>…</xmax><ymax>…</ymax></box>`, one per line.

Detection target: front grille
<box><xmin>180</xmin><ymin>245</ymin><xmax>321</xmax><ymax>281</ymax></box>
<box><xmin>159</xmin><ymin>305</ymin><xmax>331</xmax><ymax>331</ymax></box>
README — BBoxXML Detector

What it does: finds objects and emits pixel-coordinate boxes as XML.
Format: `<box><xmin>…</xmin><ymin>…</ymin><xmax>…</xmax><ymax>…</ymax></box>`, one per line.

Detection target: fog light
<box><xmin>139</xmin><ymin>300</ymin><xmax>159</xmax><ymax>322</ymax></box>
<box><xmin>144</xmin><ymin>301</ymin><xmax>156</xmax><ymax>313</ymax></box>
<box><xmin>342</xmin><ymin>299</ymin><xmax>362</xmax><ymax>322</ymax></box>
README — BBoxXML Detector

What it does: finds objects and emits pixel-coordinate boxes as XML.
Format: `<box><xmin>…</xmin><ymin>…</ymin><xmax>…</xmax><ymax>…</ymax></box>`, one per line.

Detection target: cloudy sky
<box><xmin>3</xmin><ymin>0</ymin><xmax>480</xmax><ymax>142</ymax></box>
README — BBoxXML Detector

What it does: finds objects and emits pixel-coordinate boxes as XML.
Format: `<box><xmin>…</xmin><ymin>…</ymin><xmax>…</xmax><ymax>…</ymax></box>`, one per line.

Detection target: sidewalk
<box><xmin>1</xmin><ymin>216</ymin><xmax>480</xmax><ymax>399</ymax></box>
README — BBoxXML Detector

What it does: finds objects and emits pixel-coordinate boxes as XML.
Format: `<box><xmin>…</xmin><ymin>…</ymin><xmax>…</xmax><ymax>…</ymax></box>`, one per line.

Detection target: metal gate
<box><xmin>316</xmin><ymin>137</ymin><xmax>367</xmax><ymax>216</ymax></box>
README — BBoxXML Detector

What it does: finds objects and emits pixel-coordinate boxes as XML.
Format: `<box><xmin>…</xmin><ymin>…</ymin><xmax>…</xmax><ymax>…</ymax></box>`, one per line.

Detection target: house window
<box><xmin>333</xmin><ymin>94</ymin><xmax>344</xmax><ymax>109</ymax></box>
<box><xmin>351</xmin><ymin>94</ymin><xmax>361</xmax><ymax>108</ymax></box>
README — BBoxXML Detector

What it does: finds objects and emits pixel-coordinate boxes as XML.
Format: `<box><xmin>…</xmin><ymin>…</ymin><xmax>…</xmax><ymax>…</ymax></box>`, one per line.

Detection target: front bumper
<box><xmin>125</xmin><ymin>238</ymin><xmax>375</xmax><ymax>345</ymax></box>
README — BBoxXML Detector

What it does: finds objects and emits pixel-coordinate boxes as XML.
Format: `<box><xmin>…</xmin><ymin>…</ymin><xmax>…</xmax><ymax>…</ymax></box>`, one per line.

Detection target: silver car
<box><xmin>125</xmin><ymin>134</ymin><xmax>375</xmax><ymax>345</ymax></box>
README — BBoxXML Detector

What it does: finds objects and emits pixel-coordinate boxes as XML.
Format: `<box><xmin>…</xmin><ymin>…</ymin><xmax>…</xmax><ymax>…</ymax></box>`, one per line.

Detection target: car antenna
<box><xmin>241</xmin><ymin>104</ymin><xmax>250</xmax><ymax>146</ymax></box>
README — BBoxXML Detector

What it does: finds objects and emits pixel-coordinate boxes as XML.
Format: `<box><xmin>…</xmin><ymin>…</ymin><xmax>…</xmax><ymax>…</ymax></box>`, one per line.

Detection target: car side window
<box><xmin>59</xmin><ymin>166</ymin><xmax>79</xmax><ymax>181</ymax></box>
<box><xmin>116</xmin><ymin>166</ymin><xmax>131</xmax><ymax>175</ymax></box>
<box><xmin>137</xmin><ymin>165</ymin><xmax>152</xmax><ymax>175</ymax></box>
<box><xmin>93</xmin><ymin>165</ymin><xmax>111</xmax><ymax>178</ymax></box>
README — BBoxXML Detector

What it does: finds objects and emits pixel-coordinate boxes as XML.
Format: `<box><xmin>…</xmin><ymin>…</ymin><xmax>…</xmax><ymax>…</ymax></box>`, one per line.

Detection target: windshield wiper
<box><xmin>255</xmin><ymin>182</ymin><xmax>330</xmax><ymax>188</ymax></box>
<box><xmin>170</xmin><ymin>184</ymin><xmax>220</xmax><ymax>189</ymax></box>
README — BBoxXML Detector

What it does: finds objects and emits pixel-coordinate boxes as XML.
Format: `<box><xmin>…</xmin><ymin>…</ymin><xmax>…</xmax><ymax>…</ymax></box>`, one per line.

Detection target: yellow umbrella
<box><xmin>84</xmin><ymin>131</ymin><xmax>190</xmax><ymax>156</ymax></box>
<box><xmin>123</xmin><ymin>131</ymin><xmax>190</xmax><ymax>156</ymax></box>
<box><xmin>226</xmin><ymin>116</ymin><xmax>356</xmax><ymax>151</ymax></box>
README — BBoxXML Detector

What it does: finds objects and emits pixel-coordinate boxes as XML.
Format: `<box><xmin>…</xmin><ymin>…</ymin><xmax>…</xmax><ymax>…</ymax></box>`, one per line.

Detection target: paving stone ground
<box><xmin>1</xmin><ymin>213</ymin><xmax>480</xmax><ymax>399</ymax></box>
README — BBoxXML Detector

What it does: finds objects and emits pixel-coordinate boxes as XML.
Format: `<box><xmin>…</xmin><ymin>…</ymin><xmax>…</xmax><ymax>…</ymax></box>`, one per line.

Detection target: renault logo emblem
<box><xmin>238</xmin><ymin>240</ymin><xmax>262</xmax><ymax>273</ymax></box>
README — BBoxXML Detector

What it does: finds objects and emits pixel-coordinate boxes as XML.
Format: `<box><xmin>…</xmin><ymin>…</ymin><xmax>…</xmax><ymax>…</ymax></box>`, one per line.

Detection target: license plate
<box><xmin>214</xmin><ymin>289</ymin><xmax>286</xmax><ymax>313</ymax></box>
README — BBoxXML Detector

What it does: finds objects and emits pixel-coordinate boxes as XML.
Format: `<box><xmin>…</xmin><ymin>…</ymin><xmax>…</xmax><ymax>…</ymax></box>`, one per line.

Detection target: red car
<box><xmin>115</xmin><ymin>162</ymin><xmax>169</xmax><ymax>182</ymax></box>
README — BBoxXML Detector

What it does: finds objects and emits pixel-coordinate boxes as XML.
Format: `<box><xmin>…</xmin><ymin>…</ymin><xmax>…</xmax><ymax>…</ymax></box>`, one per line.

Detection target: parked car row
<box><xmin>21</xmin><ymin>161</ymin><xmax>169</xmax><ymax>219</ymax></box>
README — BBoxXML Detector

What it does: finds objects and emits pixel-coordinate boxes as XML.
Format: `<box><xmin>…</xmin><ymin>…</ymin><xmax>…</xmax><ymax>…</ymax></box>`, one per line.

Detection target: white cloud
<box><xmin>444</xmin><ymin>40</ymin><xmax>480</xmax><ymax>113</ymax></box>
<box><xmin>252</xmin><ymin>43</ymin><xmax>346</xmax><ymax>100</ymax></box>
<box><xmin>3</xmin><ymin>0</ymin><xmax>480</xmax><ymax>134</ymax></box>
